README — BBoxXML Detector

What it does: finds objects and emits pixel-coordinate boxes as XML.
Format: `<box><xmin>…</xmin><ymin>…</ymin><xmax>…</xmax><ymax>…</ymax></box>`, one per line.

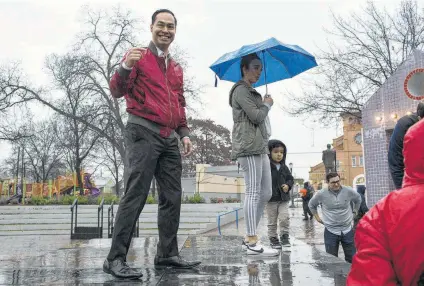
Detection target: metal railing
<box><xmin>108</xmin><ymin>202</ymin><xmax>115</xmax><ymax>238</ymax></box>
<box><xmin>70</xmin><ymin>198</ymin><xmax>78</xmax><ymax>237</ymax></box>
<box><xmin>217</xmin><ymin>208</ymin><xmax>242</xmax><ymax>236</ymax></box>
<box><xmin>106</xmin><ymin>202</ymin><xmax>138</xmax><ymax>238</ymax></box>
<box><xmin>98</xmin><ymin>198</ymin><xmax>104</xmax><ymax>238</ymax></box>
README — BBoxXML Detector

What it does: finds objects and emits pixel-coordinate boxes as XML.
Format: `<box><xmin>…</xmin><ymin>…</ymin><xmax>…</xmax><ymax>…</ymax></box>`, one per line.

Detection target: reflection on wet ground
<box><xmin>206</xmin><ymin>206</ymin><xmax>347</xmax><ymax>261</ymax></box>
<box><xmin>0</xmin><ymin>207</ymin><xmax>350</xmax><ymax>285</ymax></box>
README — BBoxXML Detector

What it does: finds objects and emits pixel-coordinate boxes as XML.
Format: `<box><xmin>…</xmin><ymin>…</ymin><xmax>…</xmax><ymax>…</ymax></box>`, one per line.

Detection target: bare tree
<box><xmin>91</xmin><ymin>133</ymin><xmax>123</xmax><ymax>196</ymax></box>
<box><xmin>1</xmin><ymin>118</ymin><xmax>66</xmax><ymax>183</ymax></box>
<box><xmin>0</xmin><ymin>99</ymin><xmax>34</xmax><ymax>142</ymax></box>
<box><xmin>0</xmin><ymin>6</ymin><xmax>201</xmax><ymax>190</ymax></box>
<box><xmin>287</xmin><ymin>0</ymin><xmax>424</xmax><ymax>125</ymax></box>
<box><xmin>46</xmin><ymin>54</ymin><xmax>104</xmax><ymax>192</ymax></box>
<box><xmin>181</xmin><ymin>118</ymin><xmax>232</xmax><ymax>175</ymax></box>
<box><xmin>21</xmin><ymin>120</ymin><xmax>66</xmax><ymax>182</ymax></box>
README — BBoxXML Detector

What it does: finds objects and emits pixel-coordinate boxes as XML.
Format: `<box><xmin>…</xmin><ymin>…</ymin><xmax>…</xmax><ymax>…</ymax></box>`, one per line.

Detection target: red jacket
<box><xmin>347</xmin><ymin>119</ymin><xmax>424</xmax><ymax>286</ymax></box>
<box><xmin>109</xmin><ymin>42</ymin><xmax>189</xmax><ymax>138</ymax></box>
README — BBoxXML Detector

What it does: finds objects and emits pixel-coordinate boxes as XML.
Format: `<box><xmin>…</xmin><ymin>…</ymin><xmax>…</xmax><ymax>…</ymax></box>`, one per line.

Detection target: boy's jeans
<box><xmin>266</xmin><ymin>201</ymin><xmax>289</xmax><ymax>238</ymax></box>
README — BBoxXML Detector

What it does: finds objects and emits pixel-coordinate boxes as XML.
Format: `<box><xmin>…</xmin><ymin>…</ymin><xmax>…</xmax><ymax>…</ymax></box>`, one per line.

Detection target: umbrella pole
<box><xmin>262</xmin><ymin>50</ymin><xmax>268</xmax><ymax>95</ymax></box>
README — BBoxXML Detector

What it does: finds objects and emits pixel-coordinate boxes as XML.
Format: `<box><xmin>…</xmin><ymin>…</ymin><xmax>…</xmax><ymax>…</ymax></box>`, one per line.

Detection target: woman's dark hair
<box><xmin>240</xmin><ymin>53</ymin><xmax>260</xmax><ymax>77</ymax></box>
<box><xmin>326</xmin><ymin>172</ymin><xmax>340</xmax><ymax>183</ymax></box>
<box><xmin>417</xmin><ymin>102</ymin><xmax>424</xmax><ymax>118</ymax></box>
<box><xmin>152</xmin><ymin>9</ymin><xmax>177</xmax><ymax>26</ymax></box>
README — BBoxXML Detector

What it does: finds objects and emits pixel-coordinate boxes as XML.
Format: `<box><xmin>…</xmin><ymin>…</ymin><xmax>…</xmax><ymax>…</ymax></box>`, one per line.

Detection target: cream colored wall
<box><xmin>196</xmin><ymin>164</ymin><xmax>245</xmax><ymax>194</ymax></box>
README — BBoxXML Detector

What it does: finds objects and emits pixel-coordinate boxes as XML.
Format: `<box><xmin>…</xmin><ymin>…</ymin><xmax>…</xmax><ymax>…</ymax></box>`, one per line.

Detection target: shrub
<box><xmin>30</xmin><ymin>196</ymin><xmax>49</xmax><ymax>205</ymax></box>
<box><xmin>86</xmin><ymin>196</ymin><xmax>97</xmax><ymax>205</ymax></box>
<box><xmin>60</xmin><ymin>195</ymin><xmax>78</xmax><ymax>205</ymax></box>
<box><xmin>210</xmin><ymin>197</ymin><xmax>218</xmax><ymax>203</ymax></box>
<box><xmin>225</xmin><ymin>197</ymin><xmax>240</xmax><ymax>203</ymax></box>
<box><xmin>146</xmin><ymin>195</ymin><xmax>157</xmax><ymax>204</ymax></box>
<box><xmin>101</xmin><ymin>194</ymin><xmax>120</xmax><ymax>205</ymax></box>
<box><xmin>184</xmin><ymin>193</ymin><xmax>205</xmax><ymax>204</ymax></box>
<box><xmin>183</xmin><ymin>195</ymin><xmax>189</xmax><ymax>203</ymax></box>
<box><xmin>78</xmin><ymin>196</ymin><xmax>89</xmax><ymax>205</ymax></box>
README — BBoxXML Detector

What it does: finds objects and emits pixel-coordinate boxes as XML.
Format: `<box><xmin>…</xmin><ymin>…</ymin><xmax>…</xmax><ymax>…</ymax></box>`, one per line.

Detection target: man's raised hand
<box><xmin>124</xmin><ymin>48</ymin><xmax>146</xmax><ymax>68</ymax></box>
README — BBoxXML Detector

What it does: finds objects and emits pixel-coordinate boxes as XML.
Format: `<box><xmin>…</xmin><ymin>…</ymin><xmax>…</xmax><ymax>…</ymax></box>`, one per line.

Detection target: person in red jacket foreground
<box><xmin>103</xmin><ymin>9</ymin><xmax>201</xmax><ymax>279</ymax></box>
<box><xmin>347</xmin><ymin>118</ymin><xmax>424</xmax><ymax>285</ymax></box>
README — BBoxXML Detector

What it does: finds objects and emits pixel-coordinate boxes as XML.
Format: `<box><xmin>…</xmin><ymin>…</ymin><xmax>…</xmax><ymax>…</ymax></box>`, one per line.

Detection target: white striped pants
<box><xmin>238</xmin><ymin>154</ymin><xmax>272</xmax><ymax>236</ymax></box>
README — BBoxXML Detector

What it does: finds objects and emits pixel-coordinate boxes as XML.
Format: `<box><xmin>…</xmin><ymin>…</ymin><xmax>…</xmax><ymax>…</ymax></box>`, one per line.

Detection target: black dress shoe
<box><xmin>103</xmin><ymin>259</ymin><xmax>143</xmax><ymax>279</ymax></box>
<box><xmin>154</xmin><ymin>255</ymin><xmax>201</xmax><ymax>269</ymax></box>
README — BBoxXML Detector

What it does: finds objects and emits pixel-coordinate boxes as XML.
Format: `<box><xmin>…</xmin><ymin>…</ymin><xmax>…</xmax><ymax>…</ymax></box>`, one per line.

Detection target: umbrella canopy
<box><xmin>210</xmin><ymin>37</ymin><xmax>318</xmax><ymax>88</ymax></box>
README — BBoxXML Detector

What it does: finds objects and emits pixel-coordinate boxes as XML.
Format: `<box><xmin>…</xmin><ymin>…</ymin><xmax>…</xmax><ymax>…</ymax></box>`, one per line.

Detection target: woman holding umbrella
<box><xmin>210</xmin><ymin>37</ymin><xmax>317</xmax><ymax>256</ymax></box>
<box><xmin>229</xmin><ymin>53</ymin><xmax>278</xmax><ymax>256</ymax></box>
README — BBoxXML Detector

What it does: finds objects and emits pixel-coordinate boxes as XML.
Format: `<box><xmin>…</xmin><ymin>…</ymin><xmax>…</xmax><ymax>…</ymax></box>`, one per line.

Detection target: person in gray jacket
<box><xmin>230</xmin><ymin>53</ymin><xmax>278</xmax><ymax>256</ymax></box>
<box><xmin>308</xmin><ymin>172</ymin><xmax>361</xmax><ymax>263</ymax></box>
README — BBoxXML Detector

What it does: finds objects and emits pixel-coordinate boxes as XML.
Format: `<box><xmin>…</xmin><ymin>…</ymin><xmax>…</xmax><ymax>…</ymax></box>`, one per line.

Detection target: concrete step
<box><xmin>0</xmin><ymin>212</ymin><xmax>220</xmax><ymax>219</ymax></box>
<box><xmin>0</xmin><ymin>203</ymin><xmax>241</xmax><ymax>213</ymax></box>
<box><xmin>0</xmin><ymin>203</ymin><xmax>242</xmax><ymax>237</ymax></box>
<box><xmin>0</xmin><ymin>222</ymin><xmax>209</xmax><ymax>231</ymax></box>
<box><xmin>0</xmin><ymin>228</ymin><xmax>198</xmax><ymax>236</ymax></box>
<box><xmin>0</xmin><ymin>217</ymin><xmax>216</xmax><ymax>225</ymax></box>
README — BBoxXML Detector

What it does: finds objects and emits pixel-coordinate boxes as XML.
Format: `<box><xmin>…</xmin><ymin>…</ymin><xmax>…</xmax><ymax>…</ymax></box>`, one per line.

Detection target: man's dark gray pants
<box><xmin>107</xmin><ymin>123</ymin><xmax>182</xmax><ymax>261</ymax></box>
<box><xmin>324</xmin><ymin>228</ymin><xmax>356</xmax><ymax>263</ymax></box>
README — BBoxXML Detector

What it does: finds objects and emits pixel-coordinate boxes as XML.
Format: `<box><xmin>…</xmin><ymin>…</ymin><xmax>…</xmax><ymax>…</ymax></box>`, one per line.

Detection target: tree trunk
<box><xmin>114</xmin><ymin>178</ymin><xmax>120</xmax><ymax>197</ymax></box>
<box><xmin>75</xmin><ymin>163</ymin><xmax>83</xmax><ymax>196</ymax></box>
<box><xmin>122</xmin><ymin>155</ymin><xmax>129</xmax><ymax>197</ymax></box>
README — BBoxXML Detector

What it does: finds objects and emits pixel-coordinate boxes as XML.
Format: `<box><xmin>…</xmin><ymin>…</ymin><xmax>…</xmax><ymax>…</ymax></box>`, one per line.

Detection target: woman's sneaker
<box><xmin>269</xmin><ymin>237</ymin><xmax>282</xmax><ymax>249</ymax></box>
<box><xmin>246</xmin><ymin>241</ymin><xmax>279</xmax><ymax>256</ymax></box>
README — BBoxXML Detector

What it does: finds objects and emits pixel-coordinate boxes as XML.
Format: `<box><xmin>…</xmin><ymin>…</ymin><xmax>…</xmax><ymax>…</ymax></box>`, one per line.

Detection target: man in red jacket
<box><xmin>347</xmin><ymin>117</ymin><xmax>424</xmax><ymax>285</ymax></box>
<box><xmin>103</xmin><ymin>9</ymin><xmax>201</xmax><ymax>279</ymax></box>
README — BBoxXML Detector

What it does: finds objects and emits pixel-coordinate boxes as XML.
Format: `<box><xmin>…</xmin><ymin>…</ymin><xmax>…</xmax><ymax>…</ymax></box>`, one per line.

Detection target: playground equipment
<box><xmin>1</xmin><ymin>171</ymin><xmax>101</xmax><ymax>200</ymax></box>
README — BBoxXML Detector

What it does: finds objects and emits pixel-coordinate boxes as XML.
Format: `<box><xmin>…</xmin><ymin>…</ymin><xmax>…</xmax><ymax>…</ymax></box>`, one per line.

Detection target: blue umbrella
<box><xmin>210</xmin><ymin>37</ymin><xmax>318</xmax><ymax>92</ymax></box>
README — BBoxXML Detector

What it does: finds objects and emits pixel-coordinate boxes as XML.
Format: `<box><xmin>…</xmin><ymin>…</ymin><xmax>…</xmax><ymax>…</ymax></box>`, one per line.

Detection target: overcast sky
<box><xmin>0</xmin><ymin>0</ymin><xmax>401</xmax><ymax>180</ymax></box>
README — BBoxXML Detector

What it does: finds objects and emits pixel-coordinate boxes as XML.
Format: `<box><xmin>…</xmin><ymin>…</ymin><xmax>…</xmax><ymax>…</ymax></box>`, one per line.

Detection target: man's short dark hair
<box><xmin>326</xmin><ymin>172</ymin><xmax>340</xmax><ymax>182</ymax></box>
<box><xmin>152</xmin><ymin>9</ymin><xmax>177</xmax><ymax>26</ymax></box>
<box><xmin>417</xmin><ymin>102</ymin><xmax>424</xmax><ymax>118</ymax></box>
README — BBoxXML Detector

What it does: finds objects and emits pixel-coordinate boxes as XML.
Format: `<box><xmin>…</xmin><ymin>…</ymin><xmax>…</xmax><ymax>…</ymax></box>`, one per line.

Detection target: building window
<box><xmin>351</xmin><ymin>156</ymin><xmax>357</xmax><ymax>167</ymax></box>
<box><xmin>359</xmin><ymin>155</ymin><xmax>364</xmax><ymax>167</ymax></box>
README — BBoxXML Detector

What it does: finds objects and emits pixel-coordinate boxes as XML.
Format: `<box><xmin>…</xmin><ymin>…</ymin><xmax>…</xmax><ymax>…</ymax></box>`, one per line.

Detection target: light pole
<box><xmin>289</xmin><ymin>162</ymin><xmax>295</xmax><ymax>208</ymax></box>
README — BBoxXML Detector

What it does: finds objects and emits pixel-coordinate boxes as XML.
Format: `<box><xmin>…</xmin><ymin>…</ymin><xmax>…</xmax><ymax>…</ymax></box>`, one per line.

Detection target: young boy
<box><xmin>265</xmin><ymin>140</ymin><xmax>294</xmax><ymax>249</ymax></box>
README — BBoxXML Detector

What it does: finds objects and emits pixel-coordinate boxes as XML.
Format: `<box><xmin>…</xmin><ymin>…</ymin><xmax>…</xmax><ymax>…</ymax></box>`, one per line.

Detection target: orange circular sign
<box><xmin>404</xmin><ymin>68</ymin><xmax>424</xmax><ymax>100</ymax></box>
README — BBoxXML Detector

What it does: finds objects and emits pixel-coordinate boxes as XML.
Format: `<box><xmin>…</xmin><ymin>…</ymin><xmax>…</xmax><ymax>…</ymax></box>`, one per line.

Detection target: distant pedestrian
<box><xmin>388</xmin><ymin>102</ymin><xmax>424</xmax><ymax>189</ymax></box>
<box><xmin>353</xmin><ymin>185</ymin><xmax>368</xmax><ymax>230</ymax></box>
<box><xmin>301</xmin><ymin>182</ymin><xmax>314</xmax><ymax>221</ymax></box>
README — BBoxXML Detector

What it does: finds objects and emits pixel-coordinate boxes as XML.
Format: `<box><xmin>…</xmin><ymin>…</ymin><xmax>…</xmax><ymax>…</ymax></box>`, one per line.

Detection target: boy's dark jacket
<box><xmin>268</xmin><ymin>140</ymin><xmax>294</xmax><ymax>202</ymax></box>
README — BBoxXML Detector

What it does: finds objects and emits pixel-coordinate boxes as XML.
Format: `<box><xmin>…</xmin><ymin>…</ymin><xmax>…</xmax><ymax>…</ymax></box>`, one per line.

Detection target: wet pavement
<box><xmin>206</xmin><ymin>204</ymin><xmax>347</xmax><ymax>261</ymax></box>
<box><xmin>0</xmin><ymin>206</ymin><xmax>351</xmax><ymax>285</ymax></box>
